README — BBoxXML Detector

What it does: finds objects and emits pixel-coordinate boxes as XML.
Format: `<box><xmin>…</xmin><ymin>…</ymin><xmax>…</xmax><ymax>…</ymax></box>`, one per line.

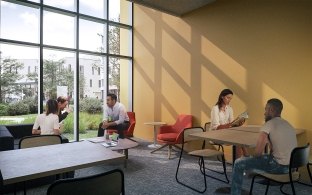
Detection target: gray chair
<box><xmin>18</xmin><ymin>135</ymin><xmax>63</xmax><ymax>194</ymax></box>
<box><xmin>175</xmin><ymin>127</ymin><xmax>229</xmax><ymax>193</ymax></box>
<box><xmin>19</xmin><ymin>135</ymin><xmax>62</xmax><ymax>149</ymax></box>
<box><xmin>47</xmin><ymin>169</ymin><xmax>125</xmax><ymax>195</ymax></box>
<box><xmin>249</xmin><ymin>143</ymin><xmax>310</xmax><ymax>195</ymax></box>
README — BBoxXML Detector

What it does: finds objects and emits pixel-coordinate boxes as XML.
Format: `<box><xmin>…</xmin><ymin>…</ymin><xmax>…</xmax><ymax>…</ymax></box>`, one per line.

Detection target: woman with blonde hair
<box><xmin>32</xmin><ymin>99</ymin><xmax>60</xmax><ymax>135</ymax></box>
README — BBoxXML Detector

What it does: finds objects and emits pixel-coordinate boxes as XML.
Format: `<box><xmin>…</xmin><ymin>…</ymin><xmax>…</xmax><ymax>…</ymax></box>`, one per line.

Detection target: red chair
<box><xmin>107</xmin><ymin>112</ymin><xmax>136</xmax><ymax>139</ymax></box>
<box><xmin>152</xmin><ymin>114</ymin><xmax>192</xmax><ymax>159</ymax></box>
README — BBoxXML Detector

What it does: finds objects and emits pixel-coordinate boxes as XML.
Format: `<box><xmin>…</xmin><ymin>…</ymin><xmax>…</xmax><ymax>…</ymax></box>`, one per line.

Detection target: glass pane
<box><xmin>108</xmin><ymin>58</ymin><xmax>132</xmax><ymax>110</ymax></box>
<box><xmin>44</xmin><ymin>0</ymin><xmax>76</xmax><ymax>12</ymax></box>
<box><xmin>80</xmin><ymin>0</ymin><xmax>106</xmax><ymax>19</ymax></box>
<box><xmin>0</xmin><ymin>1</ymin><xmax>39</xmax><ymax>43</ymax></box>
<box><xmin>109</xmin><ymin>26</ymin><xmax>132</xmax><ymax>56</ymax></box>
<box><xmin>79</xmin><ymin>53</ymin><xmax>106</xmax><ymax>140</ymax></box>
<box><xmin>43</xmin><ymin>49</ymin><xmax>75</xmax><ymax>140</ymax></box>
<box><xmin>0</xmin><ymin>43</ymin><xmax>39</xmax><ymax>125</ymax></box>
<box><xmin>43</xmin><ymin>11</ymin><xmax>75</xmax><ymax>48</ymax></box>
<box><xmin>109</xmin><ymin>0</ymin><xmax>132</xmax><ymax>25</ymax></box>
<box><xmin>79</xmin><ymin>19</ymin><xmax>107</xmax><ymax>53</ymax></box>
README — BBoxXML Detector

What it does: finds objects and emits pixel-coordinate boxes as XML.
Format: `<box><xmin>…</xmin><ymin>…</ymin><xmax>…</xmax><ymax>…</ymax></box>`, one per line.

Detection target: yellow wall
<box><xmin>133</xmin><ymin>0</ymin><xmax>312</xmax><ymax>145</ymax></box>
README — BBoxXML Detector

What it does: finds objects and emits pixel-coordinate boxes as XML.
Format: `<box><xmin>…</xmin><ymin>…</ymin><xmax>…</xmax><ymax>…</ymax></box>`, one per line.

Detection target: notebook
<box><xmin>230</xmin><ymin>111</ymin><xmax>248</xmax><ymax>127</ymax></box>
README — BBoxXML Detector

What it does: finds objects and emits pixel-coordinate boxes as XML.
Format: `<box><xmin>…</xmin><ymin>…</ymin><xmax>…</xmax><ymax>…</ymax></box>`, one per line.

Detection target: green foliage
<box><xmin>21</xmin><ymin>97</ymin><xmax>38</xmax><ymax>114</ymax></box>
<box><xmin>63</xmin><ymin>113</ymin><xmax>87</xmax><ymax>134</ymax></box>
<box><xmin>22</xmin><ymin>114</ymin><xmax>37</xmax><ymax>123</ymax></box>
<box><xmin>80</xmin><ymin>112</ymin><xmax>102</xmax><ymax>130</ymax></box>
<box><xmin>7</xmin><ymin>102</ymin><xmax>29</xmax><ymax>115</ymax></box>
<box><xmin>0</xmin><ymin>58</ymin><xmax>24</xmax><ymax>103</ymax></box>
<box><xmin>0</xmin><ymin>103</ymin><xmax>8</xmax><ymax>116</ymax></box>
<box><xmin>79</xmin><ymin>98</ymin><xmax>103</xmax><ymax>113</ymax></box>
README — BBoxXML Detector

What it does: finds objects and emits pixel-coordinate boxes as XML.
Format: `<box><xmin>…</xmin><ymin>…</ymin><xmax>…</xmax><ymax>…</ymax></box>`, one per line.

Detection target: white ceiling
<box><xmin>128</xmin><ymin>0</ymin><xmax>216</xmax><ymax>17</ymax></box>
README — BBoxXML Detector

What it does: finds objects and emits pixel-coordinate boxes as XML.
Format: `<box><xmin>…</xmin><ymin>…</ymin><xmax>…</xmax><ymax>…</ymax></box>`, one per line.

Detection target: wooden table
<box><xmin>228</xmin><ymin>125</ymin><xmax>306</xmax><ymax>135</ymax></box>
<box><xmin>144</xmin><ymin>122</ymin><xmax>166</xmax><ymax>148</ymax></box>
<box><xmin>190</xmin><ymin>125</ymin><xmax>306</xmax><ymax>164</ymax></box>
<box><xmin>190</xmin><ymin>129</ymin><xmax>259</xmax><ymax>167</ymax></box>
<box><xmin>0</xmin><ymin>141</ymin><xmax>125</xmax><ymax>186</ymax></box>
<box><xmin>87</xmin><ymin>137</ymin><xmax>138</xmax><ymax>159</ymax></box>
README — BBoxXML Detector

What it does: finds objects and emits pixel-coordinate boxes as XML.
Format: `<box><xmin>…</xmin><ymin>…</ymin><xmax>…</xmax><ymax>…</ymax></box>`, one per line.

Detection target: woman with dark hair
<box><xmin>32</xmin><ymin>99</ymin><xmax>60</xmax><ymax>135</ymax></box>
<box><xmin>210</xmin><ymin>89</ymin><xmax>247</xmax><ymax>156</ymax></box>
<box><xmin>210</xmin><ymin>89</ymin><xmax>235</xmax><ymax>130</ymax></box>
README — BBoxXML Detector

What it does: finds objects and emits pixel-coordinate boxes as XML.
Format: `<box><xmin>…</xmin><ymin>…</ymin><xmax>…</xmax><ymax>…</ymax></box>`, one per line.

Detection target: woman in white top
<box><xmin>32</xmin><ymin>99</ymin><xmax>60</xmax><ymax>135</ymax></box>
<box><xmin>210</xmin><ymin>89</ymin><xmax>235</xmax><ymax>130</ymax></box>
<box><xmin>210</xmin><ymin>89</ymin><xmax>248</xmax><ymax>156</ymax></box>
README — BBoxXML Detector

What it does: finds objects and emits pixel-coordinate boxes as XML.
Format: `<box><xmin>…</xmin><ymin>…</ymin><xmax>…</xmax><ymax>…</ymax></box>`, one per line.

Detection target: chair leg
<box><xmin>290</xmin><ymin>180</ymin><xmax>296</xmax><ymax>195</ymax></box>
<box><xmin>249</xmin><ymin>175</ymin><xmax>257</xmax><ymax>195</ymax></box>
<box><xmin>175</xmin><ymin>149</ymin><xmax>207</xmax><ymax>193</ymax></box>
<box><xmin>168</xmin><ymin>145</ymin><xmax>172</xmax><ymax>159</ymax></box>
<box><xmin>308</xmin><ymin>163</ymin><xmax>312</xmax><ymax>184</ymax></box>
<box><xmin>199</xmin><ymin>155</ymin><xmax>229</xmax><ymax>184</ymax></box>
<box><xmin>151</xmin><ymin>144</ymin><xmax>168</xmax><ymax>153</ymax></box>
<box><xmin>280</xmin><ymin>184</ymin><xmax>289</xmax><ymax>195</ymax></box>
<box><xmin>265</xmin><ymin>180</ymin><xmax>270</xmax><ymax>195</ymax></box>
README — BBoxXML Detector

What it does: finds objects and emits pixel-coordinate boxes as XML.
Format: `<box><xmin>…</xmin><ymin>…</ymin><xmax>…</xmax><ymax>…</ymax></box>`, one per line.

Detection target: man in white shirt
<box><xmin>231</xmin><ymin>98</ymin><xmax>297</xmax><ymax>195</ymax></box>
<box><xmin>97</xmin><ymin>93</ymin><xmax>130</xmax><ymax>139</ymax></box>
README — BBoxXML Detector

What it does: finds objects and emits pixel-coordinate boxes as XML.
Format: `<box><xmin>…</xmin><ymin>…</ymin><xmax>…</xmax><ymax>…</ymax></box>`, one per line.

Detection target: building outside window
<box><xmin>0</xmin><ymin>0</ymin><xmax>133</xmax><ymax>141</ymax></box>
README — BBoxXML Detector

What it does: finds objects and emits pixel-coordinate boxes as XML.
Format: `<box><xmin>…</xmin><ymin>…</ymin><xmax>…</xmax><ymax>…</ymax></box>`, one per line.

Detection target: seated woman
<box><xmin>32</xmin><ymin>99</ymin><xmax>61</xmax><ymax>135</ymax></box>
<box><xmin>210</xmin><ymin>89</ymin><xmax>248</xmax><ymax>157</ymax></box>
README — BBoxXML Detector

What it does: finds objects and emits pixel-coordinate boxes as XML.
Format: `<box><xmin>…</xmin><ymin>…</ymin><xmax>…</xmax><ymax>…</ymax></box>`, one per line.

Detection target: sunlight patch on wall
<box><xmin>161</xmin><ymin>14</ymin><xmax>191</xmax><ymax>44</ymax></box>
<box><xmin>200</xmin><ymin>36</ymin><xmax>247</xmax><ymax>90</ymax></box>
<box><xmin>161</xmin><ymin>67</ymin><xmax>191</xmax><ymax>112</ymax></box>
<box><xmin>262</xmin><ymin>83</ymin><xmax>299</xmax><ymax>125</ymax></box>
<box><xmin>135</xmin><ymin>40</ymin><xmax>155</xmax><ymax>81</ymax></box>
<box><xmin>135</xmin><ymin>6</ymin><xmax>156</xmax><ymax>48</ymax></box>
<box><xmin>162</xmin><ymin>30</ymin><xmax>191</xmax><ymax>85</ymax></box>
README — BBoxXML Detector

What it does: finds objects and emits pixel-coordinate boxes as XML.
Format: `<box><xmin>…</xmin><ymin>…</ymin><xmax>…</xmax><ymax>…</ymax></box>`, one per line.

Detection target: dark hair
<box><xmin>216</xmin><ymin>89</ymin><xmax>233</xmax><ymax>109</ymax></box>
<box><xmin>267</xmin><ymin>98</ymin><xmax>283</xmax><ymax>115</ymax></box>
<box><xmin>107</xmin><ymin>93</ymin><xmax>117</xmax><ymax>101</ymax></box>
<box><xmin>57</xmin><ymin>96</ymin><xmax>68</xmax><ymax>103</ymax></box>
<box><xmin>46</xmin><ymin>99</ymin><xmax>58</xmax><ymax>115</ymax></box>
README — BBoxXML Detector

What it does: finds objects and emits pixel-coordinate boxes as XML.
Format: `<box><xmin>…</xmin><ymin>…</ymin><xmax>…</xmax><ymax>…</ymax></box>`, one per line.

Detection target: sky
<box><xmin>0</xmin><ymin>0</ymin><xmax>129</xmax><ymax>60</ymax></box>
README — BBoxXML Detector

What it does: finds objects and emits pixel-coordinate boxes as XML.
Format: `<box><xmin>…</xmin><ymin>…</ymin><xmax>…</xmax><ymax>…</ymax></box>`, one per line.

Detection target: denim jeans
<box><xmin>231</xmin><ymin>154</ymin><xmax>289</xmax><ymax>195</ymax></box>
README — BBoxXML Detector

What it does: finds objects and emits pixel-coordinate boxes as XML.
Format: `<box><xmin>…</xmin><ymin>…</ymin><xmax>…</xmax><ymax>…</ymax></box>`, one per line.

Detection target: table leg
<box><xmin>148</xmin><ymin>125</ymin><xmax>161</xmax><ymax>148</ymax></box>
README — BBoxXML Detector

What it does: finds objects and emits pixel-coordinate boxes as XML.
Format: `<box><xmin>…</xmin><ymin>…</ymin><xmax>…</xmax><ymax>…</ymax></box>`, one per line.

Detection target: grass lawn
<box><xmin>63</xmin><ymin>130</ymin><xmax>98</xmax><ymax>141</ymax></box>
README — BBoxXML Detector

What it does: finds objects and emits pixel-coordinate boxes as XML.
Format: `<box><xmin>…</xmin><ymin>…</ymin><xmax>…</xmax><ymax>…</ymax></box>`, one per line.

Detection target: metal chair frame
<box><xmin>175</xmin><ymin>127</ymin><xmax>229</xmax><ymax>193</ymax></box>
<box><xmin>249</xmin><ymin>143</ymin><xmax>310</xmax><ymax>195</ymax></box>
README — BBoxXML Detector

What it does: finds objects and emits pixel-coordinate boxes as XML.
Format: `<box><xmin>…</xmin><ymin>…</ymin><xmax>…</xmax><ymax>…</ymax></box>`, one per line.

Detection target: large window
<box><xmin>0</xmin><ymin>0</ymin><xmax>133</xmax><ymax>141</ymax></box>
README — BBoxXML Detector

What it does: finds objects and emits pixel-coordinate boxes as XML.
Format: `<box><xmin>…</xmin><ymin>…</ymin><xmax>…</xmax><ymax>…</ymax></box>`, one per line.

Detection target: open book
<box><xmin>230</xmin><ymin>111</ymin><xmax>248</xmax><ymax>127</ymax></box>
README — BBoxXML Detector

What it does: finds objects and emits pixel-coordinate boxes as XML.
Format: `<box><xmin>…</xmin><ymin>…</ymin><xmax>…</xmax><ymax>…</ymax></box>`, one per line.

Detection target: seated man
<box><xmin>57</xmin><ymin>96</ymin><xmax>70</xmax><ymax>123</ymax></box>
<box><xmin>231</xmin><ymin>98</ymin><xmax>297</xmax><ymax>195</ymax></box>
<box><xmin>98</xmin><ymin>93</ymin><xmax>130</xmax><ymax>139</ymax></box>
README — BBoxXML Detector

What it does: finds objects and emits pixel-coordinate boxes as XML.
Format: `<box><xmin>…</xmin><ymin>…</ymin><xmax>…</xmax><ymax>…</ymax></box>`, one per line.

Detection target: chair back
<box><xmin>204</xmin><ymin>122</ymin><xmax>211</xmax><ymax>132</ymax></box>
<box><xmin>289</xmin><ymin>143</ymin><xmax>310</xmax><ymax>169</ymax></box>
<box><xmin>182</xmin><ymin>127</ymin><xmax>205</xmax><ymax>152</ymax></box>
<box><xmin>47</xmin><ymin>169</ymin><xmax>125</xmax><ymax>195</ymax></box>
<box><xmin>125</xmin><ymin>112</ymin><xmax>136</xmax><ymax>137</ymax></box>
<box><xmin>173</xmin><ymin>114</ymin><xmax>192</xmax><ymax>133</ymax></box>
<box><xmin>173</xmin><ymin>114</ymin><xmax>192</xmax><ymax>143</ymax></box>
<box><xmin>19</xmin><ymin>135</ymin><xmax>62</xmax><ymax>149</ymax></box>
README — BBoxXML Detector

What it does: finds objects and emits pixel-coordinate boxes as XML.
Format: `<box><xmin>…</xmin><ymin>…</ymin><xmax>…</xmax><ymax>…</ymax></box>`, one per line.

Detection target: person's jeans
<box><xmin>97</xmin><ymin>121</ymin><xmax>130</xmax><ymax>139</ymax></box>
<box><xmin>231</xmin><ymin>154</ymin><xmax>289</xmax><ymax>195</ymax></box>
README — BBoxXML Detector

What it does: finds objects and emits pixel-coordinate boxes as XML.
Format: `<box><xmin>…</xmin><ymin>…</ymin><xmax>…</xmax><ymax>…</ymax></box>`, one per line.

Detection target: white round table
<box><xmin>144</xmin><ymin>122</ymin><xmax>166</xmax><ymax>148</ymax></box>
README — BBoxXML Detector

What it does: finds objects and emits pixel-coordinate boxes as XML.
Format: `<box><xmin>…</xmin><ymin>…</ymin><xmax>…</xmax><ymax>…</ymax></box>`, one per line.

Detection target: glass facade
<box><xmin>0</xmin><ymin>0</ymin><xmax>133</xmax><ymax>141</ymax></box>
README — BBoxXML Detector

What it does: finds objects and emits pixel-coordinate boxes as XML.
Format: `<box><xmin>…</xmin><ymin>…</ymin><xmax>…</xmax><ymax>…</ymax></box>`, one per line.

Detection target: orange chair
<box><xmin>107</xmin><ymin>112</ymin><xmax>136</xmax><ymax>139</ymax></box>
<box><xmin>152</xmin><ymin>114</ymin><xmax>192</xmax><ymax>159</ymax></box>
